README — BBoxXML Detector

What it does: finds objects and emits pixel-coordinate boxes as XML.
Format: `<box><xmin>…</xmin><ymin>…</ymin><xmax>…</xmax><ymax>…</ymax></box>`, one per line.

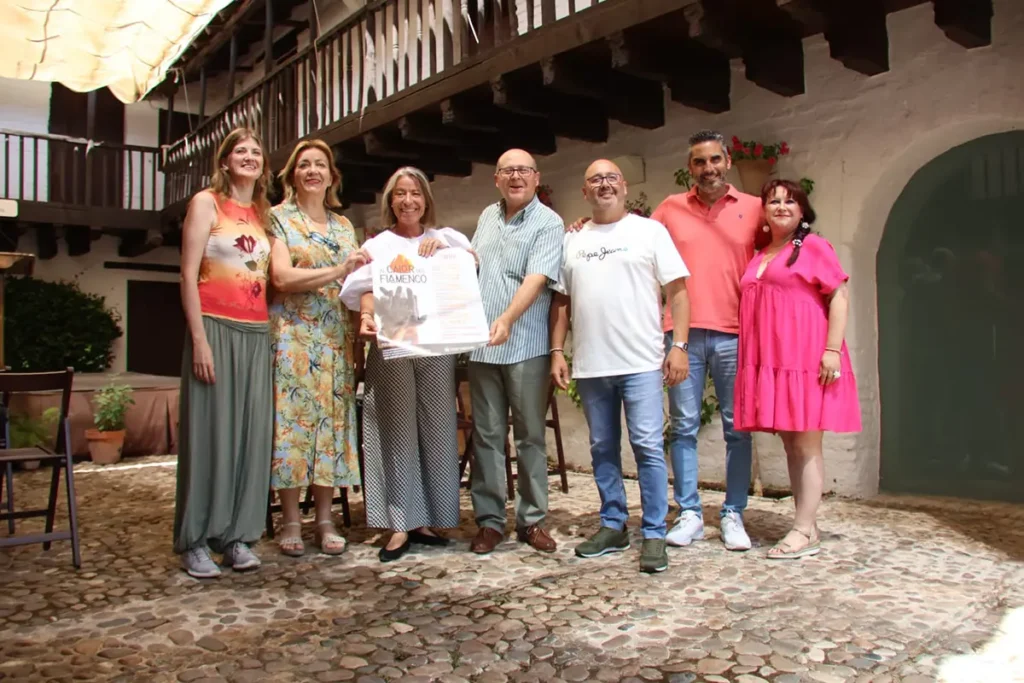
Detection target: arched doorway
<box><xmin>878</xmin><ymin>131</ymin><xmax>1024</xmax><ymax>502</ymax></box>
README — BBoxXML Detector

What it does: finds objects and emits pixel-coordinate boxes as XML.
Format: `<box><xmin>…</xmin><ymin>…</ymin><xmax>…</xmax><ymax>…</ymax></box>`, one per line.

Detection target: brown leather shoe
<box><xmin>517</xmin><ymin>525</ymin><xmax>557</xmax><ymax>553</ymax></box>
<box><xmin>470</xmin><ymin>527</ymin><xmax>504</xmax><ymax>554</ymax></box>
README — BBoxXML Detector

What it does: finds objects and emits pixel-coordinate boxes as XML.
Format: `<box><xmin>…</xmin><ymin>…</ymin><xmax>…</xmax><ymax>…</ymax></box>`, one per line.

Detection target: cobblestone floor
<box><xmin>1</xmin><ymin>455</ymin><xmax>1022</xmax><ymax>683</ymax></box>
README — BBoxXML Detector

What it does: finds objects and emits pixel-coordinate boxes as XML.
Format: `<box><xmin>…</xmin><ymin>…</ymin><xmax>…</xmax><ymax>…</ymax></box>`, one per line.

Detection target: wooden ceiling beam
<box><xmin>779</xmin><ymin>0</ymin><xmax>889</xmax><ymax>76</ymax></box>
<box><xmin>175</xmin><ymin>0</ymin><xmax>261</xmax><ymax>81</ymax></box>
<box><xmin>361</xmin><ymin>132</ymin><xmax>475</xmax><ymax>178</ymax></box>
<box><xmin>934</xmin><ymin>0</ymin><xmax>993</xmax><ymax>48</ymax></box>
<box><xmin>36</xmin><ymin>225</ymin><xmax>58</xmax><ymax>260</ymax></box>
<box><xmin>399</xmin><ymin>112</ymin><xmax>556</xmax><ymax>162</ymax></box>
<box><xmin>608</xmin><ymin>29</ymin><xmax>730</xmax><ymax>113</ymax></box>
<box><xmin>491</xmin><ymin>74</ymin><xmax>610</xmax><ymax>143</ymax></box>
<box><xmin>541</xmin><ymin>54</ymin><xmax>665</xmax><ymax>130</ymax></box>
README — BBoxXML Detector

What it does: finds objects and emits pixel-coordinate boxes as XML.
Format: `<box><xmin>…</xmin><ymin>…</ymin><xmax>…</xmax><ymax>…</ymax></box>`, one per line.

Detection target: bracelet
<box><xmin>550</xmin><ymin>348</ymin><xmax>564</xmax><ymax>354</ymax></box>
<box><xmin>360</xmin><ymin>311</ymin><xmax>374</xmax><ymax>319</ymax></box>
<box><xmin>824</xmin><ymin>347</ymin><xmax>841</xmax><ymax>354</ymax></box>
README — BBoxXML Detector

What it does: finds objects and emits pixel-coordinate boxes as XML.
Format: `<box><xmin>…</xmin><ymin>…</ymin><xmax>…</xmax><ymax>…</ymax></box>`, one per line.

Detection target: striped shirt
<box><xmin>470</xmin><ymin>195</ymin><xmax>564</xmax><ymax>365</ymax></box>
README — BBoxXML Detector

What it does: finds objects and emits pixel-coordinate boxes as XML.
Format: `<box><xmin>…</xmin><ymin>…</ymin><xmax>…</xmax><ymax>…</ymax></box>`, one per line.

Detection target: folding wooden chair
<box><xmin>0</xmin><ymin>368</ymin><xmax>81</xmax><ymax>568</ymax></box>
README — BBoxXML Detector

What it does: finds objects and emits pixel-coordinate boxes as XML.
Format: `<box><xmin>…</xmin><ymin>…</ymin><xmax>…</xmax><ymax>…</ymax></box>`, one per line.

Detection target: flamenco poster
<box><xmin>371</xmin><ymin>248</ymin><xmax>490</xmax><ymax>359</ymax></box>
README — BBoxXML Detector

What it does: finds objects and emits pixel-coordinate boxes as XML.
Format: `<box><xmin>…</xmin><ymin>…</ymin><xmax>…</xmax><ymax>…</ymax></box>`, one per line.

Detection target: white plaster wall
<box><xmin>424</xmin><ymin>0</ymin><xmax>1024</xmax><ymax>497</ymax></box>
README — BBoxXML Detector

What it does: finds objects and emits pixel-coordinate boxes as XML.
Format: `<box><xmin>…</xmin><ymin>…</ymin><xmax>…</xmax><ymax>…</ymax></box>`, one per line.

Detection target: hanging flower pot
<box><xmin>734</xmin><ymin>158</ymin><xmax>776</xmax><ymax>195</ymax></box>
<box><xmin>729</xmin><ymin>136</ymin><xmax>790</xmax><ymax>195</ymax></box>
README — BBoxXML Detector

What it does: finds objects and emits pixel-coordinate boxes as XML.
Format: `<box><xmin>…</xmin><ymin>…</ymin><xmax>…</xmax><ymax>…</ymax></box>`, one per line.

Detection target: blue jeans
<box><xmin>664</xmin><ymin>330</ymin><xmax>752</xmax><ymax>519</ymax></box>
<box><xmin>576</xmin><ymin>370</ymin><xmax>669</xmax><ymax>538</ymax></box>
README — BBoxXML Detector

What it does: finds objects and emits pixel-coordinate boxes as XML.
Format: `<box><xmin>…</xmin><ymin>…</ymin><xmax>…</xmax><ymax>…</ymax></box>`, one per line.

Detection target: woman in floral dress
<box><xmin>268</xmin><ymin>139</ymin><xmax>367</xmax><ymax>556</ymax></box>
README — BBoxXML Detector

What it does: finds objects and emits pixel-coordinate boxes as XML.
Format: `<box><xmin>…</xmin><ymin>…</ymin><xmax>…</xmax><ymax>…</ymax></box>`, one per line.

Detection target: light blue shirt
<box><xmin>470</xmin><ymin>194</ymin><xmax>564</xmax><ymax>365</ymax></box>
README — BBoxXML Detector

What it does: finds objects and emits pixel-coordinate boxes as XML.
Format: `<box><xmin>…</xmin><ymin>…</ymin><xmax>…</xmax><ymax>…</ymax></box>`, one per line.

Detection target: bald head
<box><xmin>495</xmin><ymin>148</ymin><xmax>540</xmax><ymax>215</ymax></box>
<box><xmin>584</xmin><ymin>159</ymin><xmax>622</xmax><ymax>179</ymax></box>
<box><xmin>582</xmin><ymin>158</ymin><xmax>628</xmax><ymax>222</ymax></box>
<box><xmin>496</xmin><ymin>148</ymin><xmax>537</xmax><ymax>172</ymax></box>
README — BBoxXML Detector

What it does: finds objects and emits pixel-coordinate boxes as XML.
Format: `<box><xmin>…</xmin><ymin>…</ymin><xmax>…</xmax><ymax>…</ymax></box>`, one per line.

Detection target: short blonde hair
<box><xmin>209</xmin><ymin>127</ymin><xmax>272</xmax><ymax>224</ymax></box>
<box><xmin>278</xmin><ymin>139</ymin><xmax>342</xmax><ymax>207</ymax></box>
<box><xmin>379</xmin><ymin>167</ymin><xmax>436</xmax><ymax>228</ymax></box>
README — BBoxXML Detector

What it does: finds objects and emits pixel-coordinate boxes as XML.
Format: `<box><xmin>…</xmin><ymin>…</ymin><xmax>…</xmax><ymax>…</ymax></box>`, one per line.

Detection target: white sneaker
<box><xmin>224</xmin><ymin>542</ymin><xmax>262</xmax><ymax>571</ymax></box>
<box><xmin>720</xmin><ymin>511</ymin><xmax>752</xmax><ymax>551</ymax></box>
<box><xmin>666</xmin><ymin>510</ymin><xmax>705</xmax><ymax>547</ymax></box>
<box><xmin>181</xmin><ymin>546</ymin><xmax>221</xmax><ymax>578</ymax></box>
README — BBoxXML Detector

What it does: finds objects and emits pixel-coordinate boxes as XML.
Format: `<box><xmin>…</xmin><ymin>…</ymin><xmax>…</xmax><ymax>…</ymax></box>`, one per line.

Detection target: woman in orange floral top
<box><xmin>174</xmin><ymin>128</ymin><xmax>275</xmax><ymax>579</ymax></box>
<box><xmin>267</xmin><ymin>139</ymin><xmax>368</xmax><ymax>557</ymax></box>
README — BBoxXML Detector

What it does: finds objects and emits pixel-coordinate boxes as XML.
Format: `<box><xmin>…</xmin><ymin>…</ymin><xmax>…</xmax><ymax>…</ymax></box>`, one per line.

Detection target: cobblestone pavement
<box><xmin>1</xmin><ymin>456</ymin><xmax>1022</xmax><ymax>683</ymax></box>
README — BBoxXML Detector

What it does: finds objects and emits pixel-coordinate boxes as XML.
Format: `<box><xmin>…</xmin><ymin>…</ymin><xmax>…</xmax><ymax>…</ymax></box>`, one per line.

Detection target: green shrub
<box><xmin>7</xmin><ymin>407</ymin><xmax>60</xmax><ymax>449</ymax></box>
<box><xmin>3</xmin><ymin>276</ymin><xmax>122</xmax><ymax>372</ymax></box>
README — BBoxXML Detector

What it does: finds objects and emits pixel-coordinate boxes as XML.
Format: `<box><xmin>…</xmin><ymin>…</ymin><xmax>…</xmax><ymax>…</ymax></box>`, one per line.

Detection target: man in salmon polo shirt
<box><xmin>653</xmin><ymin>129</ymin><xmax>762</xmax><ymax>552</ymax></box>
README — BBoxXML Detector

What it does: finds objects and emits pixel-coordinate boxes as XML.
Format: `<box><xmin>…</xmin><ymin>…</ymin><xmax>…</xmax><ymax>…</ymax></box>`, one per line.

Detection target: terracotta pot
<box><xmin>734</xmin><ymin>158</ymin><xmax>776</xmax><ymax>195</ymax></box>
<box><xmin>85</xmin><ymin>429</ymin><xmax>125</xmax><ymax>465</ymax></box>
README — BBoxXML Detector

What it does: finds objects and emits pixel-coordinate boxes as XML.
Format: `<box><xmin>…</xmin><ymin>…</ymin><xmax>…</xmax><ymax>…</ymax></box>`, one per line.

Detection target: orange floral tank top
<box><xmin>197</xmin><ymin>193</ymin><xmax>271</xmax><ymax>322</ymax></box>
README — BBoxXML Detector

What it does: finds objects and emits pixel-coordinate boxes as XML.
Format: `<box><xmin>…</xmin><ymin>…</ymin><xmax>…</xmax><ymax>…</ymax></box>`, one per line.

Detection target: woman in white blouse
<box><xmin>340</xmin><ymin>166</ymin><xmax>475</xmax><ymax>562</ymax></box>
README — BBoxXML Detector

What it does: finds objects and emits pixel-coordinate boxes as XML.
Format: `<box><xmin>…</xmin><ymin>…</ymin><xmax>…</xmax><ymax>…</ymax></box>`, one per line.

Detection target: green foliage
<box><xmin>7</xmin><ymin>407</ymin><xmax>60</xmax><ymax>449</ymax></box>
<box><xmin>4</xmin><ymin>276</ymin><xmax>122</xmax><ymax>372</ymax></box>
<box><xmin>624</xmin><ymin>191</ymin><xmax>652</xmax><ymax>218</ymax></box>
<box><xmin>673</xmin><ymin>168</ymin><xmax>693</xmax><ymax>190</ymax></box>
<box><xmin>799</xmin><ymin>177</ymin><xmax>815</xmax><ymax>196</ymax></box>
<box><xmin>92</xmin><ymin>383</ymin><xmax>135</xmax><ymax>431</ymax></box>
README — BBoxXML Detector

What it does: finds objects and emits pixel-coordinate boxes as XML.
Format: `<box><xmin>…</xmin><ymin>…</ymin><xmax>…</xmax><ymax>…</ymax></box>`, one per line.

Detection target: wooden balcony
<box><xmin>0</xmin><ymin>129</ymin><xmax>165</xmax><ymax>257</ymax></box>
<box><xmin>161</xmin><ymin>0</ymin><xmax>994</xmax><ymax>216</ymax></box>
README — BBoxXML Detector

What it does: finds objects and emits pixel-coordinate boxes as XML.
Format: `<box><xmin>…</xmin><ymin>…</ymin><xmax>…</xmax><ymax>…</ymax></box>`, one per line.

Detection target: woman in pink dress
<box><xmin>735</xmin><ymin>179</ymin><xmax>861</xmax><ymax>560</ymax></box>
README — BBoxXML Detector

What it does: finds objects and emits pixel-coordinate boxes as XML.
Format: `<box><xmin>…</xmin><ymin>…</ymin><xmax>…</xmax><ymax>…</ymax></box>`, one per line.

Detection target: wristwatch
<box><xmin>672</xmin><ymin>341</ymin><xmax>689</xmax><ymax>352</ymax></box>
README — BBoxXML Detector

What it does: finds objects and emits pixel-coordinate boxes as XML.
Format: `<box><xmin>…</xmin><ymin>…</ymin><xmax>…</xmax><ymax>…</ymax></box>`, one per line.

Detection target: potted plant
<box><xmin>84</xmin><ymin>382</ymin><xmax>135</xmax><ymax>465</ymax></box>
<box><xmin>730</xmin><ymin>136</ymin><xmax>790</xmax><ymax>194</ymax></box>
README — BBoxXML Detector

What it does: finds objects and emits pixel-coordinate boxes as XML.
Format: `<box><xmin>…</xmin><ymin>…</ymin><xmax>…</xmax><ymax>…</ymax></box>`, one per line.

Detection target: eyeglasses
<box><xmin>497</xmin><ymin>166</ymin><xmax>537</xmax><ymax>178</ymax></box>
<box><xmin>585</xmin><ymin>173</ymin><xmax>623</xmax><ymax>187</ymax></box>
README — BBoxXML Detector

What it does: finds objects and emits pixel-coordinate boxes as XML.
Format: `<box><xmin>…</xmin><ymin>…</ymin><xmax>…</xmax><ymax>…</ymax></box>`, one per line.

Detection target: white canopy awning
<box><xmin>0</xmin><ymin>0</ymin><xmax>235</xmax><ymax>103</ymax></box>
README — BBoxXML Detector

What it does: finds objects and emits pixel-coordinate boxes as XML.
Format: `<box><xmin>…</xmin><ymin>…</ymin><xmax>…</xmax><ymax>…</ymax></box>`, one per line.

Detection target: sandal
<box><xmin>767</xmin><ymin>527</ymin><xmax>820</xmax><ymax>560</ymax></box>
<box><xmin>315</xmin><ymin>521</ymin><xmax>347</xmax><ymax>556</ymax></box>
<box><xmin>279</xmin><ymin>522</ymin><xmax>305</xmax><ymax>557</ymax></box>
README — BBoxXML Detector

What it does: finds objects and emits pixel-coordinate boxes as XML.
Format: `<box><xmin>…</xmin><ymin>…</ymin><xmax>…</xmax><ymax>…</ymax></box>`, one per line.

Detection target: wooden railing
<box><xmin>0</xmin><ymin>129</ymin><xmax>164</xmax><ymax>212</ymax></box>
<box><xmin>164</xmin><ymin>0</ymin><xmax>601</xmax><ymax>205</ymax></box>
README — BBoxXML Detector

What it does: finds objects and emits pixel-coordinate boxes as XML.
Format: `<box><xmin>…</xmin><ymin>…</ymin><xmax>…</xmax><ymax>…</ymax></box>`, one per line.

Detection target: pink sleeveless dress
<box><xmin>735</xmin><ymin>234</ymin><xmax>862</xmax><ymax>433</ymax></box>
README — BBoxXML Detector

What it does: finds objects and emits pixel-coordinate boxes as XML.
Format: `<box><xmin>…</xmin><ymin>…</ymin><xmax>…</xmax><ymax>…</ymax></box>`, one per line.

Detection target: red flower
<box><xmin>779</xmin><ymin>142</ymin><xmax>790</xmax><ymax>155</ymax></box>
<box><xmin>753</xmin><ymin>143</ymin><xmax>764</xmax><ymax>158</ymax></box>
<box><xmin>768</xmin><ymin>157</ymin><xmax>777</xmax><ymax>165</ymax></box>
<box><xmin>234</xmin><ymin>235</ymin><xmax>257</xmax><ymax>254</ymax></box>
<box><xmin>732</xmin><ymin>136</ymin><xmax>741</xmax><ymax>145</ymax></box>
<box><xmin>743</xmin><ymin>146</ymin><xmax>751</xmax><ymax>155</ymax></box>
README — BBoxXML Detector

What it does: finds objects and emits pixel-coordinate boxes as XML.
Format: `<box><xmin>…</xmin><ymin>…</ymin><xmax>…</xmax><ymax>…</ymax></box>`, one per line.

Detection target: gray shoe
<box><xmin>639</xmin><ymin>538</ymin><xmax>668</xmax><ymax>573</ymax></box>
<box><xmin>181</xmin><ymin>546</ymin><xmax>221</xmax><ymax>578</ymax></box>
<box><xmin>224</xmin><ymin>542</ymin><xmax>261</xmax><ymax>571</ymax></box>
<box><xmin>575</xmin><ymin>526</ymin><xmax>631</xmax><ymax>558</ymax></box>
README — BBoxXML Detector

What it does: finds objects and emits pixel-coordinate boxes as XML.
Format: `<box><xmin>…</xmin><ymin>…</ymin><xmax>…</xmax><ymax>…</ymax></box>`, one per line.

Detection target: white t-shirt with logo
<box><xmin>551</xmin><ymin>213</ymin><xmax>689</xmax><ymax>379</ymax></box>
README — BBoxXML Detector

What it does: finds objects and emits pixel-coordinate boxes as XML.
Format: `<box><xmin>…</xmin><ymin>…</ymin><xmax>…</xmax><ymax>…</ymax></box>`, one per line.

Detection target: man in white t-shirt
<box><xmin>550</xmin><ymin>159</ymin><xmax>691</xmax><ymax>573</ymax></box>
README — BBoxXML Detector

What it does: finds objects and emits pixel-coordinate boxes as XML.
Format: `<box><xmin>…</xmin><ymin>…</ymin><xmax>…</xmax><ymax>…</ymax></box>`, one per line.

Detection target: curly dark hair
<box><xmin>756</xmin><ymin>179</ymin><xmax>816</xmax><ymax>265</ymax></box>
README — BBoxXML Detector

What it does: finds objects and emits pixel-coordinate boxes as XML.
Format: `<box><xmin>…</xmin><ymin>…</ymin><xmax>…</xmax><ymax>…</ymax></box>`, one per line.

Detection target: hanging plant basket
<box><xmin>734</xmin><ymin>158</ymin><xmax>776</xmax><ymax>195</ymax></box>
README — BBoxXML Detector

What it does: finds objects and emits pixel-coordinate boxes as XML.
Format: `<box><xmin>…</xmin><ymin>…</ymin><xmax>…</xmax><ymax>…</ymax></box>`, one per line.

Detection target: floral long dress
<box><xmin>268</xmin><ymin>202</ymin><xmax>361</xmax><ymax>490</ymax></box>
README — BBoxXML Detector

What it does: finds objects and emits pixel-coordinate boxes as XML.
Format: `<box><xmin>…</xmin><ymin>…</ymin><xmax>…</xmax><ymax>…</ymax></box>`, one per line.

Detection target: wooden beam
<box><xmin>744</xmin><ymin>32</ymin><xmax>805</xmax><ymax>97</ymax></box>
<box><xmin>116</xmin><ymin>231</ymin><xmax>160</xmax><ymax>258</ymax></box>
<box><xmin>228</xmin><ymin>32</ymin><xmax>238</xmax><ymax>99</ymax></box>
<box><xmin>65</xmin><ymin>227</ymin><xmax>94</xmax><ymax>257</ymax></box>
<box><xmin>400</xmin><ymin>111</ymin><xmax>557</xmax><ymax>159</ymax></box>
<box><xmin>263</xmin><ymin>0</ymin><xmax>275</xmax><ymax>77</ymax></box>
<box><xmin>491</xmin><ymin>75</ymin><xmax>610</xmax><ymax>143</ymax></box>
<box><xmin>541</xmin><ymin>55</ymin><xmax>665</xmax><ymax>130</ymax></box>
<box><xmin>340</xmin><ymin>189</ymin><xmax>378</xmax><ymax>208</ymax></box>
<box><xmin>0</xmin><ymin>223</ymin><xmax>22</xmax><ymax>252</ymax></box>
<box><xmin>934</xmin><ymin>0</ymin><xmax>993</xmax><ymax>48</ymax></box>
<box><xmin>362</xmin><ymin>131</ymin><xmax>474</xmax><ymax>177</ymax></box>
<box><xmin>198</xmin><ymin>67</ymin><xmax>208</xmax><ymax>122</ymax></box>
<box><xmin>778</xmin><ymin>0</ymin><xmax>889</xmax><ymax>75</ymax></box>
<box><xmin>36</xmin><ymin>225</ymin><xmax>57</xmax><ymax>260</ymax></box>
<box><xmin>14</xmin><ymin>202</ymin><xmax>163</xmax><ymax>232</ymax></box>
<box><xmin>164</xmin><ymin>88</ymin><xmax>176</xmax><ymax>146</ymax></box>
<box><xmin>285</xmin><ymin>0</ymin><xmax>703</xmax><ymax>167</ymax></box>
<box><xmin>175</xmin><ymin>0</ymin><xmax>260</xmax><ymax>81</ymax></box>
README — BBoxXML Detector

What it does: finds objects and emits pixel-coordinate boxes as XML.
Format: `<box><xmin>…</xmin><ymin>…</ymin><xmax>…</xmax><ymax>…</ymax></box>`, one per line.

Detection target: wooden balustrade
<box><xmin>163</xmin><ymin>0</ymin><xmax>598</xmax><ymax>205</ymax></box>
<box><xmin>0</xmin><ymin>129</ymin><xmax>163</xmax><ymax>212</ymax></box>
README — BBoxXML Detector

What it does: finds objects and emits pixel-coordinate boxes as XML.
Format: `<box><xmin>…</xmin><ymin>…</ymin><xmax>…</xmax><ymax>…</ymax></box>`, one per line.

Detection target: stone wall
<box><xmin>418</xmin><ymin>0</ymin><xmax>1024</xmax><ymax>498</ymax></box>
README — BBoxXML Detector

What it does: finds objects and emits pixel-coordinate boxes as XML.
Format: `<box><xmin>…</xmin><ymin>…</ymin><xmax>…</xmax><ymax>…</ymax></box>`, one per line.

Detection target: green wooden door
<box><xmin>878</xmin><ymin>131</ymin><xmax>1024</xmax><ymax>502</ymax></box>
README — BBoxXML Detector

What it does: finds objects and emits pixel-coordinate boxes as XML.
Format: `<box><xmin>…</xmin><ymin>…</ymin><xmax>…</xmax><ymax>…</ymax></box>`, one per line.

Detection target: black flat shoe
<box><xmin>378</xmin><ymin>538</ymin><xmax>412</xmax><ymax>563</ymax></box>
<box><xmin>409</xmin><ymin>530</ymin><xmax>450</xmax><ymax>547</ymax></box>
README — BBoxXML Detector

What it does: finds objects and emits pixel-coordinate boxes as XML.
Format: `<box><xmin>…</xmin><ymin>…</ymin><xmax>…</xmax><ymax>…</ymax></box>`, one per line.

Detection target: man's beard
<box><xmin>697</xmin><ymin>173</ymin><xmax>725</xmax><ymax>192</ymax></box>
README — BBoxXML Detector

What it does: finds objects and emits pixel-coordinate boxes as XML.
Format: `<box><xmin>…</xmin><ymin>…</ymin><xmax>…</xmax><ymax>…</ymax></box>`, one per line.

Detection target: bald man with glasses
<box><xmin>468</xmin><ymin>149</ymin><xmax>565</xmax><ymax>555</ymax></box>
